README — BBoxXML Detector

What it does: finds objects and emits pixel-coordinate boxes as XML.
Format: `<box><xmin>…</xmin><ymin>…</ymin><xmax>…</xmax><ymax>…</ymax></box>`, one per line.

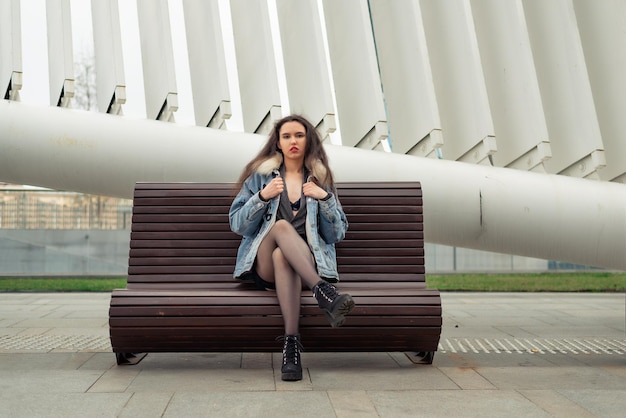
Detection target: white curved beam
<box><xmin>1</xmin><ymin>101</ymin><xmax>625</xmax><ymax>270</ymax></box>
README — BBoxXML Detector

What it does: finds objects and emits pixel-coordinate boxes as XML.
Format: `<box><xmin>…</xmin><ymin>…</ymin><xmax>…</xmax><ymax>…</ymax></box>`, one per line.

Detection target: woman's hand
<box><xmin>303</xmin><ymin>181</ymin><xmax>329</xmax><ymax>200</ymax></box>
<box><xmin>260</xmin><ymin>176</ymin><xmax>284</xmax><ymax>200</ymax></box>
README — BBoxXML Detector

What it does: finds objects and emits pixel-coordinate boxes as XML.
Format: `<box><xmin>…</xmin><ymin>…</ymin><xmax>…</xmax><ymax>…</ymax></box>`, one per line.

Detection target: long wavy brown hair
<box><xmin>235</xmin><ymin>114</ymin><xmax>335</xmax><ymax>191</ymax></box>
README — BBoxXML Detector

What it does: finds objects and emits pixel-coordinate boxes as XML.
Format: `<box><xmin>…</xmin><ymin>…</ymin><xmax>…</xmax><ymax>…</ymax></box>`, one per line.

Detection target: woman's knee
<box><xmin>272</xmin><ymin>219</ymin><xmax>295</xmax><ymax>234</ymax></box>
<box><xmin>272</xmin><ymin>247</ymin><xmax>288</xmax><ymax>267</ymax></box>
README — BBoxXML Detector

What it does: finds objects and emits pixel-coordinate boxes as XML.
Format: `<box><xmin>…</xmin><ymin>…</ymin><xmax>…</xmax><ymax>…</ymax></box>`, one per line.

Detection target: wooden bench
<box><xmin>109</xmin><ymin>182</ymin><xmax>442</xmax><ymax>365</ymax></box>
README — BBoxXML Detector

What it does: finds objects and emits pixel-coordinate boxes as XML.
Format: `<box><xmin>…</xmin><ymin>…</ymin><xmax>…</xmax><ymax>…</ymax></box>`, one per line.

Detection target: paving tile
<box><xmin>89</xmin><ymin>367</ymin><xmax>141</xmax><ymax>393</ymax></box>
<box><xmin>520</xmin><ymin>326</ymin><xmax>625</xmax><ymax>338</ymax></box>
<box><xmin>0</xmin><ymin>326</ymin><xmax>23</xmax><ymax>335</ymax></box>
<box><xmin>0</xmin><ymin>370</ymin><xmax>104</xmax><ymax>395</ymax></box>
<box><xmin>12</xmin><ymin>318</ymin><xmax>108</xmax><ymax>329</ymax></box>
<box><xmin>309</xmin><ymin>364</ymin><xmax>457</xmax><ymax>391</ymax></box>
<box><xmin>133</xmin><ymin>352</ymin><xmax>244</xmax><ymax>370</ymax></box>
<box><xmin>127</xmin><ymin>368</ymin><xmax>276</xmax><ymax>392</ymax></box>
<box><xmin>559</xmin><ymin>389</ymin><xmax>626</xmax><ymax>417</ymax></box>
<box><xmin>15</xmin><ymin>328</ymin><xmax>52</xmax><ymax>336</ymax></box>
<box><xmin>518</xmin><ymin>389</ymin><xmax>596</xmax><ymax>417</ymax></box>
<box><xmin>78</xmin><ymin>352</ymin><xmax>117</xmax><ymax>370</ymax></box>
<box><xmin>474</xmin><ymin>366</ymin><xmax>626</xmax><ymax>390</ymax></box>
<box><xmin>41</xmin><ymin>327</ymin><xmax>110</xmax><ymax>336</ymax></box>
<box><xmin>164</xmin><ymin>391</ymin><xmax>334</xmax><ymax>418</ymax></box>
<box><xmin>302</xmin><ymin>352</ymin><xmax>401</xmax><ymax>369</ymax></box>
<box><xmin>0</xmin><ymin>393</ymin><xmax>131</xmax><ymax>418</ymax></box>
<box><xmin>441</xmin><ymin>324</ymin><xmax>531</xmax><ymax>339</ymax></box>
<box><xmin>327</xmin><ymin>390</ymin><xmax>379</xmax><ymax>418</ymax></box>
<box><xmin>0</xmin><ymin>319</ymin><xmax>25</xmax><ymax>328</ymax></box>
<box><xmin>439</xmin><ymin>366</ymin><xmax>497</xmax><ymax>389</ymax></box>
<box><xmin>0</xmin><ymin>352</ymin><xmax>95</xmax><ymax>370</ymax></box>
<box><xmin>242</xmin><ymin>352</ymin><xmax>272</xmax><ymax>369</ymax></box>
<box><xmin>368</xmin><ymin>390</ymin><xmax>552</xmax><ymax>418</ymax></box>
<box><xmin>118</xmin><ymin>392</ymin><xmax>173</xmax><ymax>418</ymax></box>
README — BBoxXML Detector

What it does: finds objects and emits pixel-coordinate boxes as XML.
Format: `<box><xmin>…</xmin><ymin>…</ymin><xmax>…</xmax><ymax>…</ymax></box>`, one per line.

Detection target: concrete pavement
<box><xmin>0</xmin><ymin>292</ymin><xmax>624</xmax><ymax>417</ymax></box>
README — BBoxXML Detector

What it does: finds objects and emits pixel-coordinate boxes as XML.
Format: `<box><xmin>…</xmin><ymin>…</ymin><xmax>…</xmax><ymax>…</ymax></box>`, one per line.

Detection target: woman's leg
<box><xmin>255</xmin><ymin>220</ymin><xmax>316</xmax><ymax>334</ymax></box>
<box><xmin>255</xmin><ymin>220</ymin><xmax>321</xmax><ymax>289</ymax></box>
<box><xmin>255</xmin><ymin>221</ymin><xmax>311</xmax><ymax>381</ymax></box>
<box><xmin>255</xmin><ymin>219</ymin><xmax>354</xmax><ymax>329</ymax></box>
<box><xmin>271</xmin><ymin>248</ymin><xmax>303</xmax><ymax>335</ymax></box>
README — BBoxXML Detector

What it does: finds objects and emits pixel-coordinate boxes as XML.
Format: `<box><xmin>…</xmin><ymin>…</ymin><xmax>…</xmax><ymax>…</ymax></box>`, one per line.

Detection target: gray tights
<box><xmin>255</xmin><ymin>220</ymin><xmax>322</xmax><ymax>335</ymax></box>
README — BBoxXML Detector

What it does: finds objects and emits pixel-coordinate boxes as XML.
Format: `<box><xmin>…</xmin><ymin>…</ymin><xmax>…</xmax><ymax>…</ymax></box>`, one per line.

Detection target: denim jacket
<box><xmin>229</xmin><ymin>156</ymin><xmax>348</xmax><ymax>281</ymax></box>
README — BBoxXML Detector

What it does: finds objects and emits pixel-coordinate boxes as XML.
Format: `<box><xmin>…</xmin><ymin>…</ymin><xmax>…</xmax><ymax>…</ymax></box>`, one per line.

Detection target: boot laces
<box><xmin>277</xmin><ymin>335</ymin><xmax>303</xmax><ymax>365</ymax></box>
<box><xmin>315</xmin><ymin>281</ymin><xmax>338</xmax><ymax>302</ymax></box>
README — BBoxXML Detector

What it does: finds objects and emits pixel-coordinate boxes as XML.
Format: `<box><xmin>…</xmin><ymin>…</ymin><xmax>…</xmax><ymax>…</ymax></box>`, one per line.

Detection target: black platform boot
<box><xmin>279</xmin><ymin>334</ymin><xmax>303</xmax><ymax>381</ymax></box>
<box><xmin>312</xmin><ymin>280</ymin><xmax>355</xmax><ymax>328</ymax></box>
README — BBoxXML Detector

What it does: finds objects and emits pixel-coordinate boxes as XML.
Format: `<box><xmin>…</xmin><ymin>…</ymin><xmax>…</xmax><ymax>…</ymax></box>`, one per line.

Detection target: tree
<box><xmin>72</xmin><ymin>48</ymin><xmax>97</xmax><ymax>111</ymax></box>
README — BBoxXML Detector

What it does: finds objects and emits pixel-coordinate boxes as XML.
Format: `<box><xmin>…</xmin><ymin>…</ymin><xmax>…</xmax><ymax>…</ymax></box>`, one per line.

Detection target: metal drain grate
<box><xmin>1</xmin><ymin>335</ymin><xmax>624</xmax><ymax>355</ymax></box>
<box><xmin>0</xmin><ymin>335</ymin><xmax>111</xmax><ymax>351</ymax></box>
<box><xmin>439</xmin><ymin>338</ymin><xmax>626</xmax><ymax>355</ymax></box>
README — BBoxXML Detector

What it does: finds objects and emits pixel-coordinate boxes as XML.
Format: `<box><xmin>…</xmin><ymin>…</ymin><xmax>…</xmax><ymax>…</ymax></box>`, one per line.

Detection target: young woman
<box><xmin>229</xmin><ymin>114</ymin><xmax>354</xmax><ymax>381</ymax></box>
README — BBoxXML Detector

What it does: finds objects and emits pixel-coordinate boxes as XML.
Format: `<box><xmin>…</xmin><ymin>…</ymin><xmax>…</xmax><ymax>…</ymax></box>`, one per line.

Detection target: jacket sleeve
<box><xmin>229</xmin><ymin>177</ymin><xmax>271</xmax><ymax>237</ymax></box>
<box><xmin>316</xmin><ymin>190</ymin><xmax>348</xmax><ymax>244</ymax></box>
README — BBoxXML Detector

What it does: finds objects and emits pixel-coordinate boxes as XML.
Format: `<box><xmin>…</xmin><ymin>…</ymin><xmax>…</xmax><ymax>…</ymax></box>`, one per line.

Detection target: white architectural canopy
<box><xmin>1</xmin><ymin>0</ymin><xmax>625</xmax><ymax>269</ymax></box>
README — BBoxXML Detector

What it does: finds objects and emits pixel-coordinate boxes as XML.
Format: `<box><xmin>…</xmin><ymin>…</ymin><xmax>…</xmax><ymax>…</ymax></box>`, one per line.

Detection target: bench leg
<box><xmin>115</xmin><ymin>352</ymin><xmax>148</xmax><ymax>366</ymax></box>
<box><xmin>406</xmin><ymin>351</ymin><xmax>435</xmax><ymax>365</ymax></box>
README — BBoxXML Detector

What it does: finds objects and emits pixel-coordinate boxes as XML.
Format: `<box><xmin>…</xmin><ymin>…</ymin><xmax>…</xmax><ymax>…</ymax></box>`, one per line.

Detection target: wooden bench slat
<box><xmin>110</xmin><ymin>294</ymin><xmax>441</xmax><ymax>305</ymax></box>
<box><xmin>134</xmin><ymin>182</ymin><xmax>236</xmax><ymax>190</ymax></box>
<box><xmin>128</xmin><ymin>247</ymin><xmax>424</xmax><ymax>258</ymax></box>
<box><xmin>134</xmin><ymin>189</ymin><xmax>236</xmax><ymax>198</ymax></box>
<box><xmin>129</xmin><ymin>239</ymin><xmax>424</xmax><ymax>250</ymax></box>
<box><xmin>129</xmin><ymin>248</ymin><xmax>237</xmax><ymax>258</ymax></box>
<box><xmin>337</xmin><ymin>241</ymin><xmax>424</xmax><ymax>251</ymax></box>
<box><xmin>130</xmin><ymin>231</ymin><xmax>236</xmax><ymax>240</ymax></box>
<box><xmin>336</xmin><ymin>197</ymin><xmax>423</xmax><ymax>206</ymax></box>
<box><xmin>111</xmin><ymin>329</ymin><xmax>440</xmax><ymax>352</ymax></box>
<box><xmin>128</xmin><ymin>257</ymin><xmax>238</xmax><ymax>266</ymax></box>
<box><xmin>344</xmin><ymin>231</ymin><xmax>423</xmax><ymax>240</ymax></box>
<box><xmin>336</xmin><ymin>256</ymin><xmax>426</xmax><ymax>265</ymax></box>
<box><xmin>128</xmin><ymin>265</ymin><xmax>239</xmax><ymax>275</ymax></box>
<box><xmin>133</xmin><ymin>204</ymin><xmax>423</xmax><ymax>216</ymax></box>
<box><xmin>132</xmin><ymin>181</ymin><xmax>420</xmax><ymax>190</ymax></box>
<box><xmin>128</xmin><ymin>256</ymin><xmax>426</xmax><ymax>267</ymax></box>
<box><xmin>337</xmin><ymin>247</ymin><xmax>424</xmax><ymax>256</ymax></box>
<box><xmin>133</xmin><ymin>197</ymin><xmax>233</xmax><ymax>206</ymax></box>
<box><xmin>109</xmin><ymin>316</ymin><xmax>442</xmax><ymax>328</ymax></box>
<box><xmin>131</xmin><ymin>221</ymin><xmax>421</xmax><ymax>233</ymax></box>
<box><xmin>133</xmin><ymin>206</ymin><xmax>231</xmax><ymax>214</ymax></box>
<box><xmin>127</xmin><ymin>264</ymin><xmax>427</xmax><ymax>275</ymax></box>
<box><xmin>110</xmin><ymin>308</ymin><xmax>443</xmax><ymax>320</ymax></box>
<box><xmin>337</xmin><ymin>273</ymin><xmax>426</xmax><ymax>282</ymax></box>
<box><xmin>112</xmin><ymin>287</ymin><xmax>438</xmax><ymax>298</ymax></box>
<box><xmin>109</xmin><ymin>304</ymin><xmax>441</xmax><ymax>317</ymax></box>
<box><xmin>130</xmin><ymin>240</ymin><xmax>239</xmax><ymax>249</ymax></box>
<box><xmin>132</xmin><ymin>214</ymin><xmax>422</xmax><ymax>224</ymax></box>
<box><xmin>111</xmin><ymin>327</ymin><xmax>442</xmax><ymax>338</ymax></box>
<box><xmin>121</xmin><ymin>278</ymin><xmax>428</xmax><ymax>289</ymax></box>
<box><xmin>338</xmin><ymin>265</ymin><xmax>426</xmax><ymax>274</ymax></box>
<box><xmin>132</xmin><ymin>195</ymin><xmax>422</xmax><ymax>204</ymax></box>
<box><xmin>131</xmin><ymin>214</ymin><xmax>228</xmax><ymax>224</ymax></box>
<box><xmin>131</xmin><ymin>223</ymin><xmax>232</xmax><ymax>232</ymax></box>
<box><xmin>123</xmin><ymin>273</ymin><xmax>427</xmax><ymax>284</ymax></box>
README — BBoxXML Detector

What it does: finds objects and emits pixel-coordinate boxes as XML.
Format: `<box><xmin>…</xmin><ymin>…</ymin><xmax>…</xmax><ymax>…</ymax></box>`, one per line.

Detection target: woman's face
<box><xmin>278</xmin><ymin>121</ymin><xmax>307</xmax><ymax>162</ymax></box>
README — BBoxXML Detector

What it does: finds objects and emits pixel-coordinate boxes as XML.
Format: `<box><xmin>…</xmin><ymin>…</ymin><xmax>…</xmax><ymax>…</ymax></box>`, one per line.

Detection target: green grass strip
<box><xmin>0</xmin><ymin>273</ymin><xmax>624</xmax><ymax>292</ymax></box>
<box><xmin>0</xmin><ymin>277</ymin><xmax>127</xmax><ymax>292</ymax></box>
<box><xmin>427</xmin><ymin>272</ymin><xmax>626</xmax><ymax>292</ymax></box>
